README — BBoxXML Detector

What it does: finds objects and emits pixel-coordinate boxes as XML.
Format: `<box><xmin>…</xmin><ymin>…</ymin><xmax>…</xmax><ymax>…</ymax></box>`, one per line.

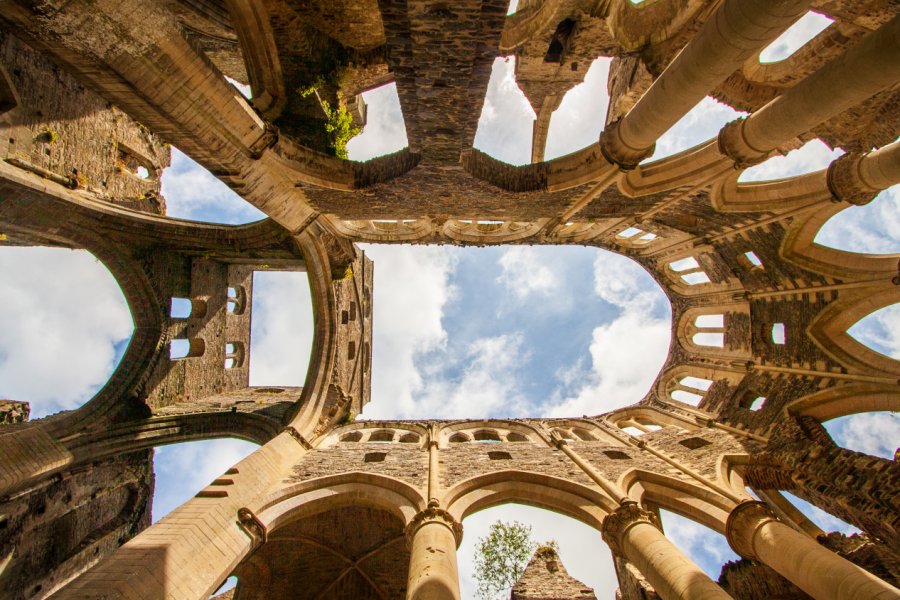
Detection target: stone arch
<box><xmin>785</xmin><ymin>383</ymin><xmax>900</xmax><ymax>422</ymax></box>
<box><xmin>439</xmin><ymin>420</ymin><xmax>543</xmax><ymax>446</ymax></box>
<box><xmin>621</xmin><ymin>470</ymin><xmax>737</xmax><ymax>534</ymax></box>
<box><xmin>443</xmin><ymin>470</ymin><xmax>615</xmax><ymax>531</ymax></box>
<box><xmin>326</xmin><ymin>217</ymin><xmax>434</xmax><ymax>242</ymax></box>
<box><xmin>807</xmin><ymin>289</ymin><xmax>900</xmax><ymax>377</ymax></box>
<box><xmin>676</xmin><ymin>304</ymin><xmax>752</xmax><ymax>359</ymax></box>
<box><xmin>656</xmin><ymin>365</ymin><xmax>745</xmax><ymax>411</ymax></box>
<box><xmin>320</xmin><ymin>422</ymin><xmax>429</xmax><ymax>448</ymax></box>
<box><xmin>254</xmin><ymin>473</ymin><xmax>427</xmax><ymax>535</ymax></box>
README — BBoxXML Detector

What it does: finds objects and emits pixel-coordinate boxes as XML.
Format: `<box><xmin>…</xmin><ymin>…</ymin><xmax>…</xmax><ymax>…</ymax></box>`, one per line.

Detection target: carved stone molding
<box><xmin>601</xmin><ymin>502</ymin><xmax>660</xmax><ymax>556</ymax></box>
<box><xmin>826</xmin><ymin>153</ymin><xmax>878</xmax><ymax>206</ymax></box>
<box><xmin>717</xmin><ymin>118</ymin><xmax>771</xmax><ymax>169</ymax></box>
<box><xmin>725</xmin><ymin>501</ymin><xmax>777</xmax><ymax>560</ymax></box>
<box><xmin>283</xmin><ymin>426</ymin><xmax>313</xmax><ymax>450</ymax></box>
<box><xmin>405</xmin><ymin>500</ymin><xmax>464</xmax><ymax>547</ymax></box>
<box><xmin>599</xmin><ymin>118</ymin><xmax>655</xmax><ymax>170</ymax></box>
<box><xmin>237</xmin><ymin>507</ymin><xmax>268</xmax><ymax>547</ymax></box>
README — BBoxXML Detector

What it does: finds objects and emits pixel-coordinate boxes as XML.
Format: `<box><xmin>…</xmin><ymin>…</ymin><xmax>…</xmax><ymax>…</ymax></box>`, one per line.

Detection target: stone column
<box><xmin>601</xmin><ymin>503</ymin><xmax>732</xmax><ymax>600</ymax></box>
<box><xmin>406</xmin><ymin>501</ymin><xmax>463</xmax><ymax>600</ymax></box>
<box><xmin>720</xmin><ymin>16</ymin><xmax>900</xmax><ymax>167</ymax></box>
<box><xmin>601</xmin><ymin>0</ymin><xmax>811</xmax><ymax>168</ymax></box>
<box><xmin>726</xmin><ymin>501</ymin><xmax>900</xmax><ymax>600</ymax></box>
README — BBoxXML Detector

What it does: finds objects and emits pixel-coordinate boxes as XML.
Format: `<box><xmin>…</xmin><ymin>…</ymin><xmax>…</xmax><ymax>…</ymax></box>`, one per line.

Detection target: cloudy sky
<box><xmin>1</xmin><ymin>11</ymin><xmax>898</xmax><ymax>598</ymax></box>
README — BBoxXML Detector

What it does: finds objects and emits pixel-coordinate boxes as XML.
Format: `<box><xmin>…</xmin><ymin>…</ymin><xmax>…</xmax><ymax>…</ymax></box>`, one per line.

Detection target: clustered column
<box><xmin>726</xmin><ymin>501</ymin><xmax>900</xmax><ymax>600</ymax></box>
<box><xmin>406</xmin><ymin>500</ymin><xmax>463</xmax><ymax>600</ymax></box>
<box><xmin>601</xmin><ymin>502</ymin><xmax>733</xmax><ymax>600</ymax></box>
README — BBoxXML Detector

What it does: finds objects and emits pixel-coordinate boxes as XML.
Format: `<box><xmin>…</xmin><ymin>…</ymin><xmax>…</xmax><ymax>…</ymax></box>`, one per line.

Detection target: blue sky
<box><xmin>1</xmin><ymin>15</ymin><xmax>899</xmax><ymax>598</ymax></box>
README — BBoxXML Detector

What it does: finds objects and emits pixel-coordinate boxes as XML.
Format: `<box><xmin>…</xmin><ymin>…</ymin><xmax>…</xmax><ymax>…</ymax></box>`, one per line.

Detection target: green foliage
<box><xmin>473</xmin><ymin>520</ymin><xmax>537</xmax><ymax>600</ymax></box>
<box><xmin>320</xmin><ymin>99</ymin><xmax>361</xmax><ymax>159</ymax></box>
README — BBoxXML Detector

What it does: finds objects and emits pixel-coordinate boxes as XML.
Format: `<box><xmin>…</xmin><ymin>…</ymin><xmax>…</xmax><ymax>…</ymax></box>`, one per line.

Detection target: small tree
<box><xmin>473</xmin><ymin>520</ymin><xmax>537</xmax><ymax>600</ymax></box>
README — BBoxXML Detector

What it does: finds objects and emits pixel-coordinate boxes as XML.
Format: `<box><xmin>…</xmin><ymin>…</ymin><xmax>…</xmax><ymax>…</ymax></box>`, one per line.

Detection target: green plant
<box><xmin>320</xmin><ymin>99</ymin><xmax>361</xmax><ymax>159</ymax></box>
<box><xmin>473</xmin><ymin>520</ymin><xmax>538</xmax><ymax>600</ymax></box>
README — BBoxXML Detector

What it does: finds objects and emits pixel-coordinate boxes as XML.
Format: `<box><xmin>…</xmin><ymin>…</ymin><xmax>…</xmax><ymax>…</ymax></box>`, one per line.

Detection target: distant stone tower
<box><xmin>0</xmin><ymin>0</ymin><xmax>899</xmax><ymax>599</ymax></box>
<box><xmin>511</xmin><ymin>546</ymin><xmax>597</xmax><ymax>599</ymax></box>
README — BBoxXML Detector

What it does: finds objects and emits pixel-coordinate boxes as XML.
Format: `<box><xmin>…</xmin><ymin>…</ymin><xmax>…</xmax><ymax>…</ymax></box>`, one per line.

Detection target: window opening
<box><xmin>743</xmin><ymin>251</ymin><xmax>763</xmax><ymax>268</ymax></box>
<box><xmin>758</xmin><ymin>11</ymin><xmax>834</xmax><ymax>64</ymax></box>
<box><xmin>170</xmin><ymin>338</ymin><xmax>204</xmax><ymax>360</ymax></box>
<box><xmin>771</xmin><ymin>323</ymin><xmax>786</xmax><ymax>345</ymax></box>
<box><xmin>170</xmin><ymin>297</ymin><xmax>192</xmax><ymax>319</ymax></box>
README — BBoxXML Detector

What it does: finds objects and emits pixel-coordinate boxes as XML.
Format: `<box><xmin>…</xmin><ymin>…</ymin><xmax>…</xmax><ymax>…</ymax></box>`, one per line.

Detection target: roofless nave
<box><xmin>0</xmin><ymin>0</ymin><xmax>898</xmax><ymax>598</ymax></box>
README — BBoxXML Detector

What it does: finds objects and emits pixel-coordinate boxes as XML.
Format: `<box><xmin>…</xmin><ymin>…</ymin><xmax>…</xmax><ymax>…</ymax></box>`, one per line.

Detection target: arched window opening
<box><xmin>249</xmin><ymin>271</ymin><xmax>313</xmax><ymax>388</ymax></box>
<box><xmin>0</xmin><ymin>247</ymin><xmax>133</xmax><ymax>418</ymax></box>
<box><xmin>757</xmin><ymin>11</ymin><xmax>834</xmax><ymax>64</ymax></box>
<box><xmin>544</xmin><ymin>58</ymin><xmax>611</xmax><ymax>161</ymax></box>
<box><xmin>224</xmin><ymin>341</ymin><xmax>244</xmax><ymax>369</ymax></box>
<box><xmin>152</xmin><ymin>439</ymin><xmax>258</xmax><ymax>522</ymax></box>
<box><xmin>170</xmin><ymin>297</ymin><xmax>193</xmax><ymax>319</ymax></box>
<box><xmin>506</xmin><ymin>432</ymin><xmax>529</xmax><ymax>442</ymax></box>
<box><xmin>473</xmin><ymin>430</ymin><xmax>502</xmax><ymax>443</ymax></box>
<box><xmin>544</xmin><ymin>19</ymin><xmax>576</xmax><ymax>64</ymax></box>
<box><xmin>458</xmin><ymin>504</ymin><xmax>609</xmax><ymax>599</ymax></box>
<box><xmin>226</xmin><ymin>286</ymin><xmax>247</xmax><ymax>315</ymax></box>
<box><xmin>823</xmin><ymin>412</ymin><xmax>899</xmax><ymax>460</ymax></box>
<box><xmin>170</xmin><ymin>337</ymin><xmax>205</xmax><ymax>360</ymax></box>
<box><xmin>671</xmin><ymin>375</ymin><xmax>713</xmax><ymax>406</ymax></box>
<box><xmin>449</xmin><ymin>433</ymin><xmax>471</xmax><ymax>443</ymax></box>
<box><xmin>771</xmin><ymin>323</ymin><xmax>786</xmax><ymax>345</ymax></box>
<box><xmin>368</xmin><ymin>430</ymin><xmax>396</xmax><ymax>443</ymax></box>
<box><xmin>116</xmin><ymin>143</ymin><xmax>157</xmax><ymax>181</ymax></box>
<box><xmin>572</xmin><ymin>428</ymin><xmax>595</xmax><ymax>441</ymax></box>
<box><xmin>621</xmin><ymin>426</ymin><xmax>645</xmax><ymax>437</ymax></box>
<box><xmin>346</xmin><ymin>83</ymin><xmax>409</xmax><ymax>162</ymax></box>
<box><xmin>847</xmin><ymin>303</ymin><xmax>900</xmax><ymax>360</ymax></box>
<box><xmin>617</xmin><ymin>226</ymin><xmax>658</xmax><ymax>247</ymax></box>
<box><xmin>658</xmin><ymin>510</ymin><xmax>739</xmax><ymax>580</ymax></box>
<box><xmin>398</xmin><ymin>432</ymin><xmax>420</xmax><ymax>443</ymax></box>
<box><xmin>340</xmin><ymin>431</ymin><xmax>363</xmax><ymax>443</ymax></box>
<box><xmin>692</xmin><ymin>314</ymin><xmax>725</xmax><ymax>348</ymax></box>
<box><xmin>669</xmin><ymin>257</ymin><xmax>711</xmax><ymax>285</ymax></box>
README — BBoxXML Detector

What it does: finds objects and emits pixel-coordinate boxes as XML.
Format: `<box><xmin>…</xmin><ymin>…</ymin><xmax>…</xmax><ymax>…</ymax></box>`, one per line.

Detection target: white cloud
<box><xmin>357</xmin><ymin>245</ymin><xmax>457</xmax><ymax>419</ymax></box>
<box><xmin>758</xmin><ymin>11</ymin><xmax>833</xmax><ymax>64</ymax></box>
<box><xmin>659</xmin><ymin>510</ymin><xmax>738</xmax><ymax>579</ymax></box>
<box><xmin>161</xmin><ymin>148</ymin><xmax>265</xmax><ymax>224</ymax></box>
<box><xmin>739</xmin><ymin>138</ymin><xmax>843</xmax><ymax>182</ymax></box>
<box><xmin>649</xmin><ymin>96</ymin><xmax>746</xmax><ymax>161</ymax></box>
<box><xmin>497</xmin><ymin>246</ymin><xmax>558</xmax><ymax>300</ymax></box>
<box><xmin>347</xmin><ymin>83</ymin><xmax>409</xmax><ymax>161</ymax></box>
<box><xmin>825</xmin><ymin>412</ymin><xmax>900</xmax><ymax>461</ymax></box>
<box><xmin>458</xmin><ymin>504</ymin><xmax>616</xmax><ymax>600</ymax></box>
<box><xmin>548</xmin><ymin>254</ymin><xmax>671</xmax><ymax>416</ymax></box>
<box><xmin>474</xmin><ymin>57</ymin><xmax>536</xmax><ymax>165</ymax></box>
<box><xmin>816</xmin><ymin>185</ymin><xmax>900</xmax><ymax>254</ymax></box>
<box><xmin>847</xmin><ymin>302</ymin><xmax>900</xmax><ymax>360</ymax></box>
<box><xmin>152</xmin><ymin>439</ymin><xmax>258</xmax><ymax>522</ymax></box>
<box><xmin>782</xmin><ymin>491</ymin><xmax>861</xmax><ymax>535</ymax></box>
<box><xmin>249</xmin><ymin>271</ymin><xmax>314</xmax><ymax>386</ymax></box>
<box><xmin>0</xmin><ymin>247</ymin><xmax>132</xmax><ymax>418</ymax></box>
<box><xmin>544</xmin><ymin>58</ymin><xmax>611</xmax><ymax>161</ymax></box>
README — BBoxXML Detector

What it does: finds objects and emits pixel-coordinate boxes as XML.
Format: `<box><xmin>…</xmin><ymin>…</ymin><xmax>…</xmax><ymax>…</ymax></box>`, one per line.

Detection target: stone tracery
<box><xmin>0</xmin><ymin>0</ymin><xmax>899</xmax><ymax>598</ymax></box>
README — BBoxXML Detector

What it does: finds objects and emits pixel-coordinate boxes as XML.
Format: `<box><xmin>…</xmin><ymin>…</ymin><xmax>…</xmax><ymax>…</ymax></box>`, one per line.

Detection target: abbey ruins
<box><xmin>0</xmin><ymin>0</ymin><xmax>898</xmax><ymax>598</ymax></box>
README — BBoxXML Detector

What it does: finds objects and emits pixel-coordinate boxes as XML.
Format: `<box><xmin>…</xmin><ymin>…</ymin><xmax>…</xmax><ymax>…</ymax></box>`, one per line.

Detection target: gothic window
<box><xmin>169</xmin><ymin>337</ymin><xmax>204</xmax><ymax>360</ymax></box>
<box><xmin>669</xmin><ymin>257</ymin><xmax>711</xmax><ymax>285</ymax></box>
<box><xmin>692</xmin><ymin>314</ymin><xmax>725</xmax><ymax>347</ymax></box>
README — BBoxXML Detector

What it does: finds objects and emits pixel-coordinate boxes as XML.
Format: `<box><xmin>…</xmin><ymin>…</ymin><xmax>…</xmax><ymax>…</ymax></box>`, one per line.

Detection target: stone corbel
<box><xmin>717</xmin><ymin>118</ymin><xmax>772</xmax><ymax>169</ymax></box>
<box><xmin>237</xmin><ymin>507</ymin><xmax>268</xmax><ymax>547</ymax></box>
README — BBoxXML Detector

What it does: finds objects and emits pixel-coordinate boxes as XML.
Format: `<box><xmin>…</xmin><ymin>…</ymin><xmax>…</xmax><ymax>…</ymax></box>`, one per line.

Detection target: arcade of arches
<box><xmin>0</xmin><ymin>0</ymin><xmax>899</xmax><ymax>599</ymax></box>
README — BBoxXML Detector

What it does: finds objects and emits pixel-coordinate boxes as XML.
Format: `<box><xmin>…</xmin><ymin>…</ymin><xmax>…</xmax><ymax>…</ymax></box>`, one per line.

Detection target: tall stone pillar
<box><xmin>601</xmin><ymin>503</ymin><xmax>732</xmax><ymax>600</ymax></box>
<box><xmin>406</xmin><ymin>502</ymin><xmax>463</xmax><ymax>600</ymax></box>
<box><xmin>725</xmin><ymin>501</ymin><xmax>900</xmax><ymax>600</ymax></box>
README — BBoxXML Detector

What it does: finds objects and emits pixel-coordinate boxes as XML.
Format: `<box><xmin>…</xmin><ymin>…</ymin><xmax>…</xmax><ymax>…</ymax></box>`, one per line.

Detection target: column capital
<box><xmin>717</xmin><ymin>118</ymin><xmax>771</xmax><ymax>169</ymax></box>
<box><xmin>237</xmin><ymin>507</ymin><xmax>268</xmax><ymax>547</ymax></box>
<box><xmin>599</xmin><ymin>118</ymin><xmax>655</xmax><ymax>171</ymax></box>
<box><xmin>601</xmin><ymin>502</ymin><xmax>660</xmax><ymax>555</ymax></box>
<box><xmin>826</xmin><ymin>153</ymin><xmax>878</xmax><ymax>205</ymax></box>
<box><xmin>406</xmin><ymin>500</ymin><xmax>463</xmax><ymax>546</ymax></box>
<box><xmin>725</xmin><ymin>501</ymin><xmax>777</xmax><ymax>559</ymax></box>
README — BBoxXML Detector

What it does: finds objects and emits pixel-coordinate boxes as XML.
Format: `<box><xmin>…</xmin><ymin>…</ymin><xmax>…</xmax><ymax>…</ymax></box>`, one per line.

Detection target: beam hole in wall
<box><xmin>741</xmin><ymin>251</ymin><xmax>763</xmax><ymax>269</ymax></box>
<box><xmin>603</xmin><ymin>450</ymin><xmax>629</xmax><ymax>460</ymax></box>
<box><xmin>249</xmin><ymin>271</ymin><xmax>313</xmax><ymax>388</ymax></box>
<box><xmin>0</xmin><ymin>247</ymin><xmax>133</xmax><ymax>418</ymax></box>
<box><xmin>678</xmin><ymin>437</ymin><xmax>711</xmax><ymax>450</ymax></box>
<box><xmin>363</xmin><ymin>452</ymin><xmax>387</xmax><ymax>463</ymax></box>
<box><xmin>488</xmin><ymin>451</ymin><xmax>512</xmax><ymax>460</ymax></box>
